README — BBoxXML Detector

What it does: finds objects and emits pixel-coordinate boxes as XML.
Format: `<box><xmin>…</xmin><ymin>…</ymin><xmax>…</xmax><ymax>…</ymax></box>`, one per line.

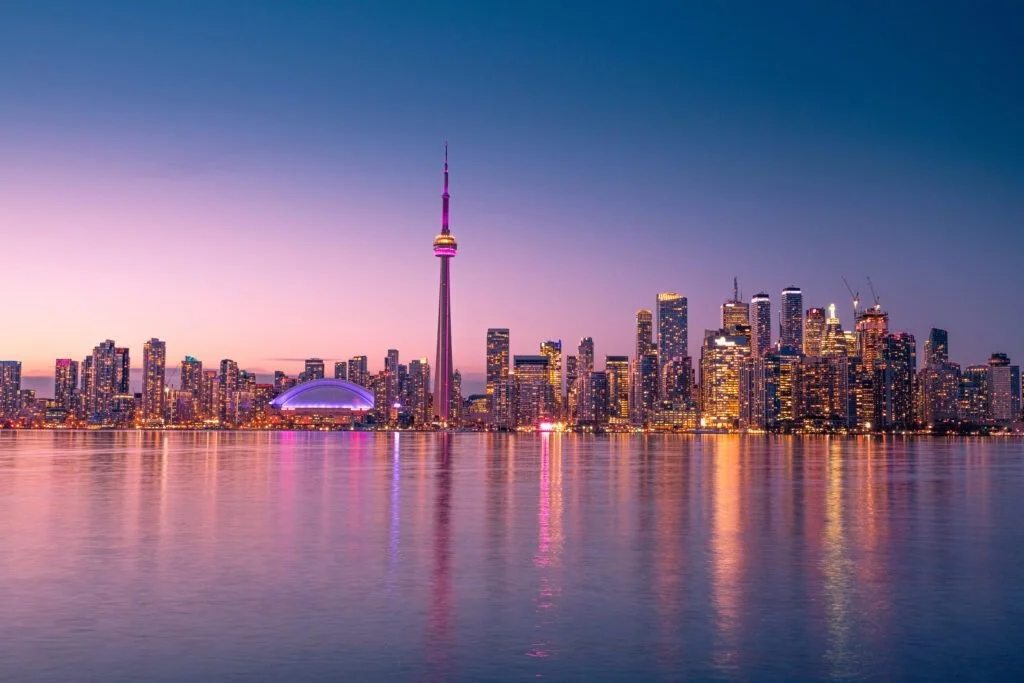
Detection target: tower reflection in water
<box><xmin>424</xmin><ymin>432</ymin><xmax>453</xmax><ymax>682</ymax></box>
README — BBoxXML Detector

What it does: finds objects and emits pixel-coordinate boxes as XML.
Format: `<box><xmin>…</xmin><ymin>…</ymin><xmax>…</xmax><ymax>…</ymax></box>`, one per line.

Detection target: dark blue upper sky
<box><xmin>2</xmin><ymin>1</ymin><xmax>1022</xmax><ymax>382</ymax></box>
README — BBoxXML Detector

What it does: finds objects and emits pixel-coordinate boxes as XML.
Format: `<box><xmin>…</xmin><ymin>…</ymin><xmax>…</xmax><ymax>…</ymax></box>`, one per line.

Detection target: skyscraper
<box><xmin>803</xmin><ymin>307</ymin><xmax>826</xmax><ymax>357</ymax></box>
<box><xmin>181</xmin><ymin>356</ymin><xmax>202</xmax><ymax>396</ymax></box>
<box><xmin>539</xmin><ymin>340</ymin><xmax>563</xmax><ymax>416</ymax></box>
<box><xmin>925</xmin><ymin>328</ymin><xmax>949</xmax><ymax>368</ymax></box>
<box><xmin>54</xmin><ymin>359</ymin><xmax>78</xmax><ymax>412</ymax></box>
<box><xmin>433</xmin><ymin>145</ymin><xmax>458</xmax><ymax>425</ymax></box>
<box><xmin>114</xmin><ymin>346</ymin><xmax>131</xmax><ymax>395</ymax></box>
<box><xmin>721</xmin><ymin>278</ymin><xmax>749</xmax><ymax>331</ymax></box>
<box><xmin>987</xmin><ymin>353</ymin><xmax>1015</xmax><ymax>425</ymax></box>
<box><xmin>334</xmin><ymin>361</ymin><xmax>347</xmax><ymax>380</ymax></box>
<box><xmin>635</xmin><ymin>309</ymin><xmax>655</xmax><ymax>359</ymax></box>
<box><xmin>577</xmin><ymin>337</ymin><xmax>595</xmax><ymax>376</ymax></box>
<box><xmin>485</xmin><ymin>328</ymin><xmax>510</xmax><ymax>396</ymax></box>
<box><xmin>700</xmin><ymin>329</ymin><xmax>751</xmax><ymax>429</ymax></box>
<box><xmin>90</xmin><ymin>340</ymin><xmax>118</xmax><ymax>424</ymax></box>
<box><xmin>856</xmin><ymin>305</ymin><xmax>889</xmax><ymax>368</ymax></box>
<box><xmin>780</xmin><ymin>287</ymin><xmax>803</xmax><ymax>350</ymax></box>
<box><xmin>219</xmin><ymin>359</ymin><xmax>239</xmax><ymax>425</ymax></box>
<box><xmin>605</xmin><ymin>355</ymin><xmax>630</xmax><ymax>424</ymax></box>
<box><xmin>141</xmin><ymin>338</ymin><xmax>167</xmax><ymax>425</ymax></box>
<box><xmin>750</xmin><ymin>292</ymin><xmax>771</xmax><ymax>358</ymax></box>
<box><xmin>0</xmin><ymin>361</ymin><xmax>22</xmax><ymax>420</ymax></box>
<box><xmin>657</xmin><ymin>292</ymin><xmax>688</xmax><ymax>363</ymax></box>
<box><xmin>513</xmin><ymin>355</ymin><xmax>553</xmax><ymax>426</ymax></box>
<box><xmin>874</xmin><ymin>332</ymin><xmax>916</xmax><ymax>430</ymax></box>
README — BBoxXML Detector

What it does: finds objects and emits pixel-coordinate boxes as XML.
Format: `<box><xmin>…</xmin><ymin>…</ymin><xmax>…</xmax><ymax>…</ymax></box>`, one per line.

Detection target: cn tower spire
<box><xmin>441</xmin><ymin>142</ymin><xmax>450</xmax><ymax>235</ymax></box>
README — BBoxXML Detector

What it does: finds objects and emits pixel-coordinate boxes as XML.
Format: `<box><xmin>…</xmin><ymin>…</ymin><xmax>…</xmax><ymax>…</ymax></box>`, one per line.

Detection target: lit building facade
<box><xmin>486</xmin><ymin>328</ymin><xmax>510</xmax><ymax>396</ymax></box>
<box><xmin>141</xmin><ymin>338</ymin><xmax>167</xmax><ymax>425</ymax></box>
<box><xmin>513</xmin><ymin>355</ymin><xmax>554</xmax><ymax>426</ymax></box>
<box><xmin>700</xmin><ymin>330</ymin><xmax>750</xmax><ymax>429</ymax></box>
<box><xmin>0</xmin><ymin>360</ymin><xmax>22</xmax><ymax>420</ymax></box>
<box><xmin>605</xmin><ymin>355</ymin><xmax>630</xmax><ymax>424</ymax></box>
<box><xmin>874</xmin><ymin>332</ymin><xmax>916</xmax><ymax>430</ymax></box>
<box><xmin>750</xmin><ymin>293</ymin><xmax>771</xmax><ymax>358</ymax></box>
<box><xmin>54</xmin><ymin>359</ymin><xmax>78</xmax><ymax>413</ymax></box>
<box><xmin>635</xmin><ymin>310</ymin><xmax>655</xmax><ymax>359</ymax></box>
<box><xmin>539</xmin><ymin>340</ymin><xmax>563</xmax><ymax>417</ymax></box>
<box><xmin>803</xmin><ymin>307</ymin><xmax>826</xmax><ymax>358</ymax></box>
<box><xmin>780</xmin><ymin>287</ymin><xmax>803</xmax><ymax>351</ymax></box>
<box><xmin>656</xmin><ymin>293</ymin><xmax>688</xmax><ymax>396</ymax></box>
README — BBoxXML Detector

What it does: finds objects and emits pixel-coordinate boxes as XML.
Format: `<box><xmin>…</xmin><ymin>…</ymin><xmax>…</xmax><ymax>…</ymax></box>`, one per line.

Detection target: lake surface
<box><xmin>1</xmin><ymin>432</ymin><xmax>1023</xmax><ymax>682</ymax></box>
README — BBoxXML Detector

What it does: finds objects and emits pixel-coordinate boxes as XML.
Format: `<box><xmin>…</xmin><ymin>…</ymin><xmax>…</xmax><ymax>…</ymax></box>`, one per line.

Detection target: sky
<box><xmin>2</xmin><ymin>1</ymin><xmax>1022</xmax><ymax>395</ymax></box>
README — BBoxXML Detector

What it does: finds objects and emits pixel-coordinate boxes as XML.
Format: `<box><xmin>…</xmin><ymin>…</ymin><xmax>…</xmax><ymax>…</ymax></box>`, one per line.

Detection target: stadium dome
<box><xmin>270</xmin><ymin>379</ymin><xmax>374</xmax><ymax>412</ymax></box>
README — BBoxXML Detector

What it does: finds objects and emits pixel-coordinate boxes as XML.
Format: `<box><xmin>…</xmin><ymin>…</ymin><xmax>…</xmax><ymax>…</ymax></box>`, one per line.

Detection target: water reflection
<box><xmin>0</xmin><ymin>432</ymin><xmax>1022</xmax><ymax>682</ymax></box>
<box><xmin>425</xmin><ymin>433</ymin><xmax>453</xmax><ymax>682</ymax></box>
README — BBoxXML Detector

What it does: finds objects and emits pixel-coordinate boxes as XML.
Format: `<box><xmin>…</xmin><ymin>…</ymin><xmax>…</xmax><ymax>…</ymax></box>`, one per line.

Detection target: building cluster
<box><xmin>464</xmin><ymin>283</ymin><xmax>1022</xmax><ymax>434</ymax></box>
<box><xmin>0</xmin><ymin>281</ymin><xmax>1019</xmax><ymax>433</ymax></box>
<box><xmin>0</xmin><ymin>345</ymin><xmax>450</xmax><ymax>429</ymax></box>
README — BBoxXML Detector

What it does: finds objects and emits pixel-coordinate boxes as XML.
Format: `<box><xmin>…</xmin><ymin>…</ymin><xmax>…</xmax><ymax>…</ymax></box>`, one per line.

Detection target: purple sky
<box><xmin>2</xmin><ymin>2</ymin><xmax>1022</xmax><ymax>396</ymax></box>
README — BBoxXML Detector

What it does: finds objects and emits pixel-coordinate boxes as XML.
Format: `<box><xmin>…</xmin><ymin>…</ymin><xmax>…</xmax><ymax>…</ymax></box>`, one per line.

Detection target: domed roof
<box><xmin>270</xmin><ymin>379</ymin><xmax>374</xmax><ymax>411</ymax></box>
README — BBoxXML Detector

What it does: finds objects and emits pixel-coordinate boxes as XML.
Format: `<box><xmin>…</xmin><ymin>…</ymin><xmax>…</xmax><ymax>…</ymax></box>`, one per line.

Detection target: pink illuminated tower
<box><xmin>433</xmin><ymin>145</ymin><xmax>458</xmax><ymax>424</ymax></box>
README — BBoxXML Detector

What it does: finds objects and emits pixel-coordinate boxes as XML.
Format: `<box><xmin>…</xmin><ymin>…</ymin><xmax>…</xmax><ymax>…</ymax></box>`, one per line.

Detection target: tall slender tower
<box><xmin>433</xmin><ymin>145</ymin><xmax>458</xmax><ymax>424</ymax></box>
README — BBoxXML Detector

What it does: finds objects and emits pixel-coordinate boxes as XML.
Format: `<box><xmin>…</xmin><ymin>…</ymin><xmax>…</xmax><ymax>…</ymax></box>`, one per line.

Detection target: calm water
<box><xmin>1</xmin><ymin>432</ymin><xmax>1023</xmax><ymax>682</ymax></box>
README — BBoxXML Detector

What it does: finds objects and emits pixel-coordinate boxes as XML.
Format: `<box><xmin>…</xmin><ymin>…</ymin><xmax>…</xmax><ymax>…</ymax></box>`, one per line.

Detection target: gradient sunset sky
<box><xmin>3</xmin><ymin>1</ymin><xmax>1022</xmax><ymax>393</ymax></box>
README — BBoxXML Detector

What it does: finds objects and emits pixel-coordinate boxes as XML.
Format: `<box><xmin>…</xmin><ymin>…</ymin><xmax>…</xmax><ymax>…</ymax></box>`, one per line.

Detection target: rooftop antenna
<box><xmin>733</xmin><ymin>276</ymin><xmax>738</xmax><ymax>302</ymax></box>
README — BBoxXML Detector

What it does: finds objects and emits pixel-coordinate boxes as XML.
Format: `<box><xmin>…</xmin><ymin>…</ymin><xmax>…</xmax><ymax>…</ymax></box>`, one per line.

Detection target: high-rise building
<box><xmin>750</xmin><ymin>293</ymin><xmax>771</xmax><ymax>358</ymax></box>
<box><xmin>539</xmin><ymin>341</ymin><xmax>563</xmax><ymax>416</ymax></box>
<box><xmin>722</xmin><ymin>278</ymin><xmax>750</xmax><ymax>332</ymax></box>
<box><xmin>856</xmin><ymin>306</ymin><xmax>889</xmax><ymax>368</ymax></box>
<box><xmin>0</xmin><ymin>361</ymin><xmax>22</xmax><ymax>420</ymax></box>
<box><xmin>577</xmin><ymin>337</ymin><xmax>595</xmax><ymax>377</ymax></box>
<box><xmin>219</xmin><ymin>359</ymin><xmax>239</xmax><ymax>425</ymax></box>
<box><xmin>90</xmin><ymin>340</ymin><xmax>118</xmax><ymax>424</ymax></box>
<box><xmin>803</xmin><ymin>308</ymin><xmax>826</xmax><ymax>357</ymax></box>
<box><xmin>54</xmin><ymin>359</ymin><xmax>78</xmax><ymax>412</ymax></box>
<box><xmin>874</xmin><ymin>332</ymin><xmax>916</xmax><ymax>430</ymax></box>
<box><xmin>635</xmin><ymin>310</ymin><xmax>655</xmax><ymax>359</ymax></box>
<box><xmin>432</xmin><ymin>145</ymin><xmax>458</xmax><ymax>425</ymax></box>
<box><xmin>918</xmin><ymin>361</ymin><xmax>961</xmax><ymax>427</ymax></box>
<box><xmin>564</xmin><ymin>355</ymin><xmax>578</xmax><ymax>418</ymax></box>
<box><xmin>114</xmin><ymin>346</ymin><xmax>131</xmax><ymax>395</ymax></box>
<box><xmin>406</xmin><ymin>358</ymin><xmax>431</xmax><ymax>425</ymax></box>
<box><xmin>384</xmin><ymin>350</ymin><xmax>400</xmax><ymax>417</ymax></box>
<box><xmin>739</xmin><ymin>347</ymin><xmax>801</xmax><ymax>431</ymax></box>
<box><xmin>779</xmin><ymin>287</ymin><xmax>803</xmax><ymax>351</ymax></box>
<box><xmin>303</xmin><ymin>358</ymin><xmax>325</xmax><ymax>382</ymax></box>
<box><xmin>700</xmin><ymin>330</ymin><xmax>751</xmax><ymax>429</ymax></box>
<box><xmin>347</xmin><ymin>356</ymin><xmax>368</xmax><ymax>387</ymax></box>
<box><xmin>513</xmin><ymin>355</ymin><xmax>554</xmax><ymax>426</ymax></box>
<box><xmin>141</xmin><ymin>338</ymin><xmax>167</xmax><ymax>425</ymax></box>
<box><xmin>987</xmin><ymin>353</ymin><xmax>1016</xmax><ymax>425</ymax></box>
<box><xmin>657</xmin><ymin>293</ymin><xmax>688</xmax><ymax>377</ymax></box>
<box><xmin>960</xmin><ymin>365</ymin><xmax>989</xmax><ymax>424</ymax></box>
<box><xmin>577</xmin><ymin>371</ymin><xmax>610</xmax><ymax>426</ymax></box>
<box><xmin>632</xmin><ymin>353</ymin><xmax>660</xmax><ymax>425</ymax></box>
<box><xmin>821</xmin><ymin>305</ymin><xmax>847</xmax><ymax>359</ymax></box>
<box><xmin>925</xmin><ymin>328</ymin><xmax>949</xmax><ymax>368</ymax></box>
<box><xmin>181</xmin><ymin>356</ymin><xmax>202</xmax><ymax>396</ymax></box>
<box><xmin>485</xmin><ymin>328</ymin><xmax>510</xmax><ymax>396</ymax></box>
<box><xmin>334</xmin><ymin>361</ymin><xmax>347</xmax><ymax>380</ymax></box>
<box><xmin>605</xmin><ymin>355</ymin><xmax>630</xmax><ymax>424</ymax></box>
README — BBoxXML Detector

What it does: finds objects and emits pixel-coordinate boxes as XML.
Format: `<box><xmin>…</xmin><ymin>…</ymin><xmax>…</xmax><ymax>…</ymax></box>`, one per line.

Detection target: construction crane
<box><xmin>866</xmin><ymin>276</ymin><xmax>881</xmax><ymax>309</ymax></box>
<box><xmin>841</xmin><ymin>276</ymin><xmax>861</xmax><ymax>320</ymax></box>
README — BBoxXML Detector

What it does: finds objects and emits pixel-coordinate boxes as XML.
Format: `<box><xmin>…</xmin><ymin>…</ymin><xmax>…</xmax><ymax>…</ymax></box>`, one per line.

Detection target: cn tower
<box><xmin>433</xmin><ymin>145</ymin><xmax>457</xmax><ymax>424</ymax></box>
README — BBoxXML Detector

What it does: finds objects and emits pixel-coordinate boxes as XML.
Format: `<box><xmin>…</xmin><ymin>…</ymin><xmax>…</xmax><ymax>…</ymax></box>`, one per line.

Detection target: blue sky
<box><xmin>2</xmin><ymin>1</ymin><xmax>1022</xmax><ymax>393</ymax></box>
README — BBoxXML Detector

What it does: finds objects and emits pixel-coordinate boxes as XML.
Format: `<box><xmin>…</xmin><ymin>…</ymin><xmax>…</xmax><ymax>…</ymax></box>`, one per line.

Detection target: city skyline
<box><xmin>3</xmin><ymin>2</ymin><xmax>1023</xmax><ymax>383</ymax></box>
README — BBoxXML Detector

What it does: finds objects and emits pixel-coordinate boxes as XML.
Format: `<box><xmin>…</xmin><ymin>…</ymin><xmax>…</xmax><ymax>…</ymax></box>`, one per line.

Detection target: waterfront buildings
<box><xmin>656</xmin><ymin>292</ymin><xmax>688</xmax><ymax>400</ymax></box>
<box><xmin>0</xmin><ymin>361</ymin><xmax>21</xmax><ymax>420</ymax></box>
<box><xmin>803</xmin><ymin>308</ymin><xmax>826</xmax><ymax>358</ymax></box>
<box><xmin>53</xmin><ymin>359</ymin><xmax>78</xmax><ymax>413</ymax></box>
